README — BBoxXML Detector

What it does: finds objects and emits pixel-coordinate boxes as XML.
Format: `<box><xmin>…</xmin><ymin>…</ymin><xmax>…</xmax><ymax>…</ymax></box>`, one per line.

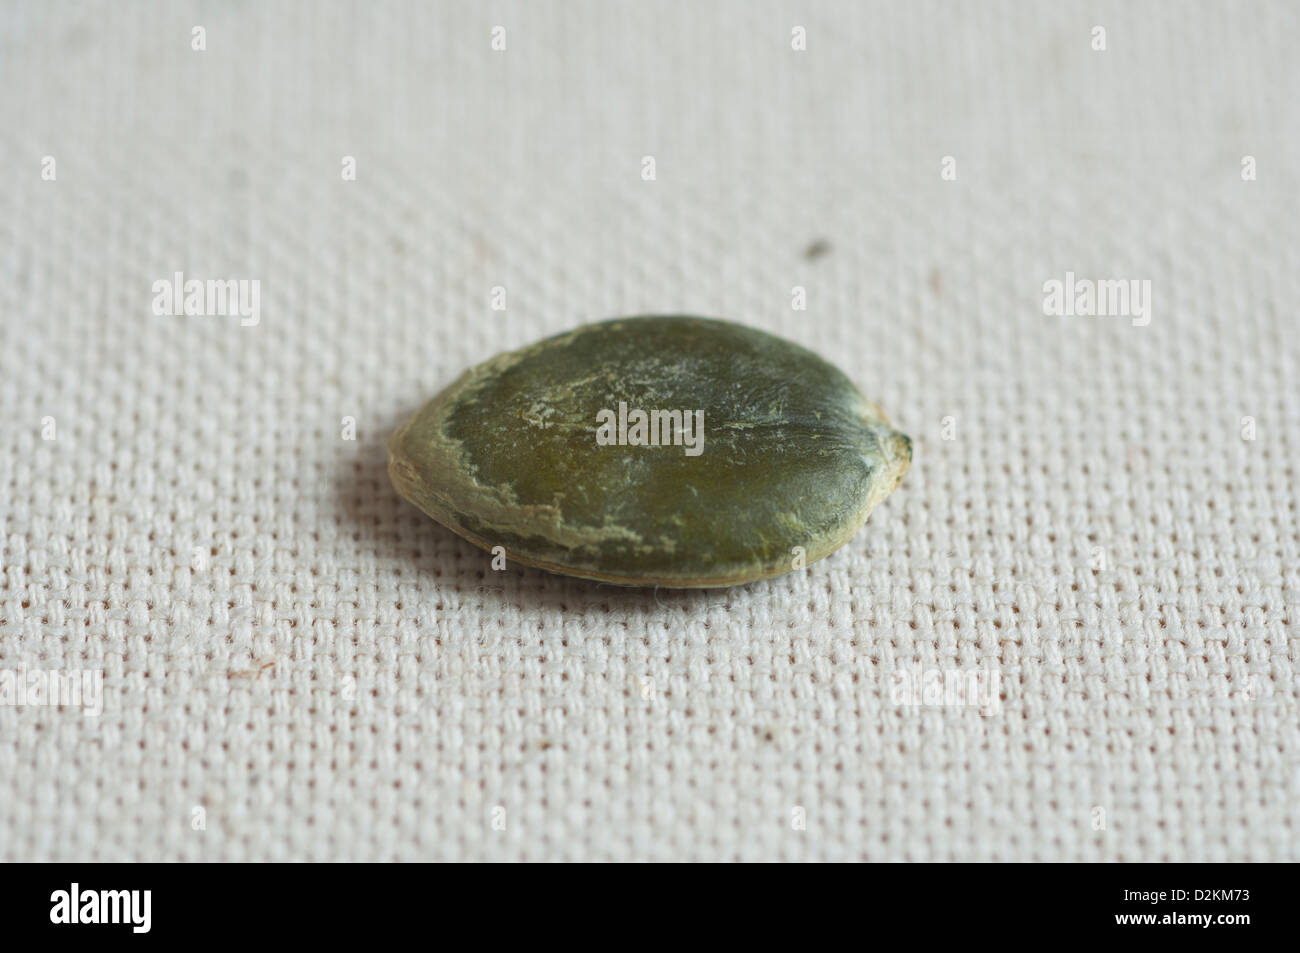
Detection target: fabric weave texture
<box><xmin>1</xmin><ymin>0</ymin><xmax>1297</xmax><ymax>861</ymax></box>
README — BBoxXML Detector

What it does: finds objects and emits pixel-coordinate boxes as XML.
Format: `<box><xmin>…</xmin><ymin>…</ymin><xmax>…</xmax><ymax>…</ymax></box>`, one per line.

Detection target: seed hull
<box><xmin>388</xmin><ymin>316</ymin><xmax>911</xmax><ymax>587</ymax></box>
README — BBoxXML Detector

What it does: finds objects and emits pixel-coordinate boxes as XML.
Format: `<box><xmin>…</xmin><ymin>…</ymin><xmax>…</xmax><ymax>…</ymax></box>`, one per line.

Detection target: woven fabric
<box><xmin>1</xmin><ymin>0</ymin><xmax>1297</xmax><ymax>862</ymax></box>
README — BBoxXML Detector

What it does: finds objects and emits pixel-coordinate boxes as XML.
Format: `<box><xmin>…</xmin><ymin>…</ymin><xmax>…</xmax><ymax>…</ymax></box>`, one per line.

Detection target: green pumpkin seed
<box><xmin>388</xmin><ymin>316</ymin><xmax>910</xmax><ymax>587</ymax></box>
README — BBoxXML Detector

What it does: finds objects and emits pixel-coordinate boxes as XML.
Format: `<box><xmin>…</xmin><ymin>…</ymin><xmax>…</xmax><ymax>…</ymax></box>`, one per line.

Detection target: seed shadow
<box><xmin>333</xmin><ymin>408</ymin><xmax>772</xmax><ymax>628</ymax></box>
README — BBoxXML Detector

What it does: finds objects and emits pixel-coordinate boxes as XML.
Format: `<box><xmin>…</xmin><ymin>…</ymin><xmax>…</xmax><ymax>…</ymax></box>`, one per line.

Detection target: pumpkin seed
<box><xmin>388</xmin><ymin>316</ymin><xmax>910</xmax><ymax>587</ymax></box>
